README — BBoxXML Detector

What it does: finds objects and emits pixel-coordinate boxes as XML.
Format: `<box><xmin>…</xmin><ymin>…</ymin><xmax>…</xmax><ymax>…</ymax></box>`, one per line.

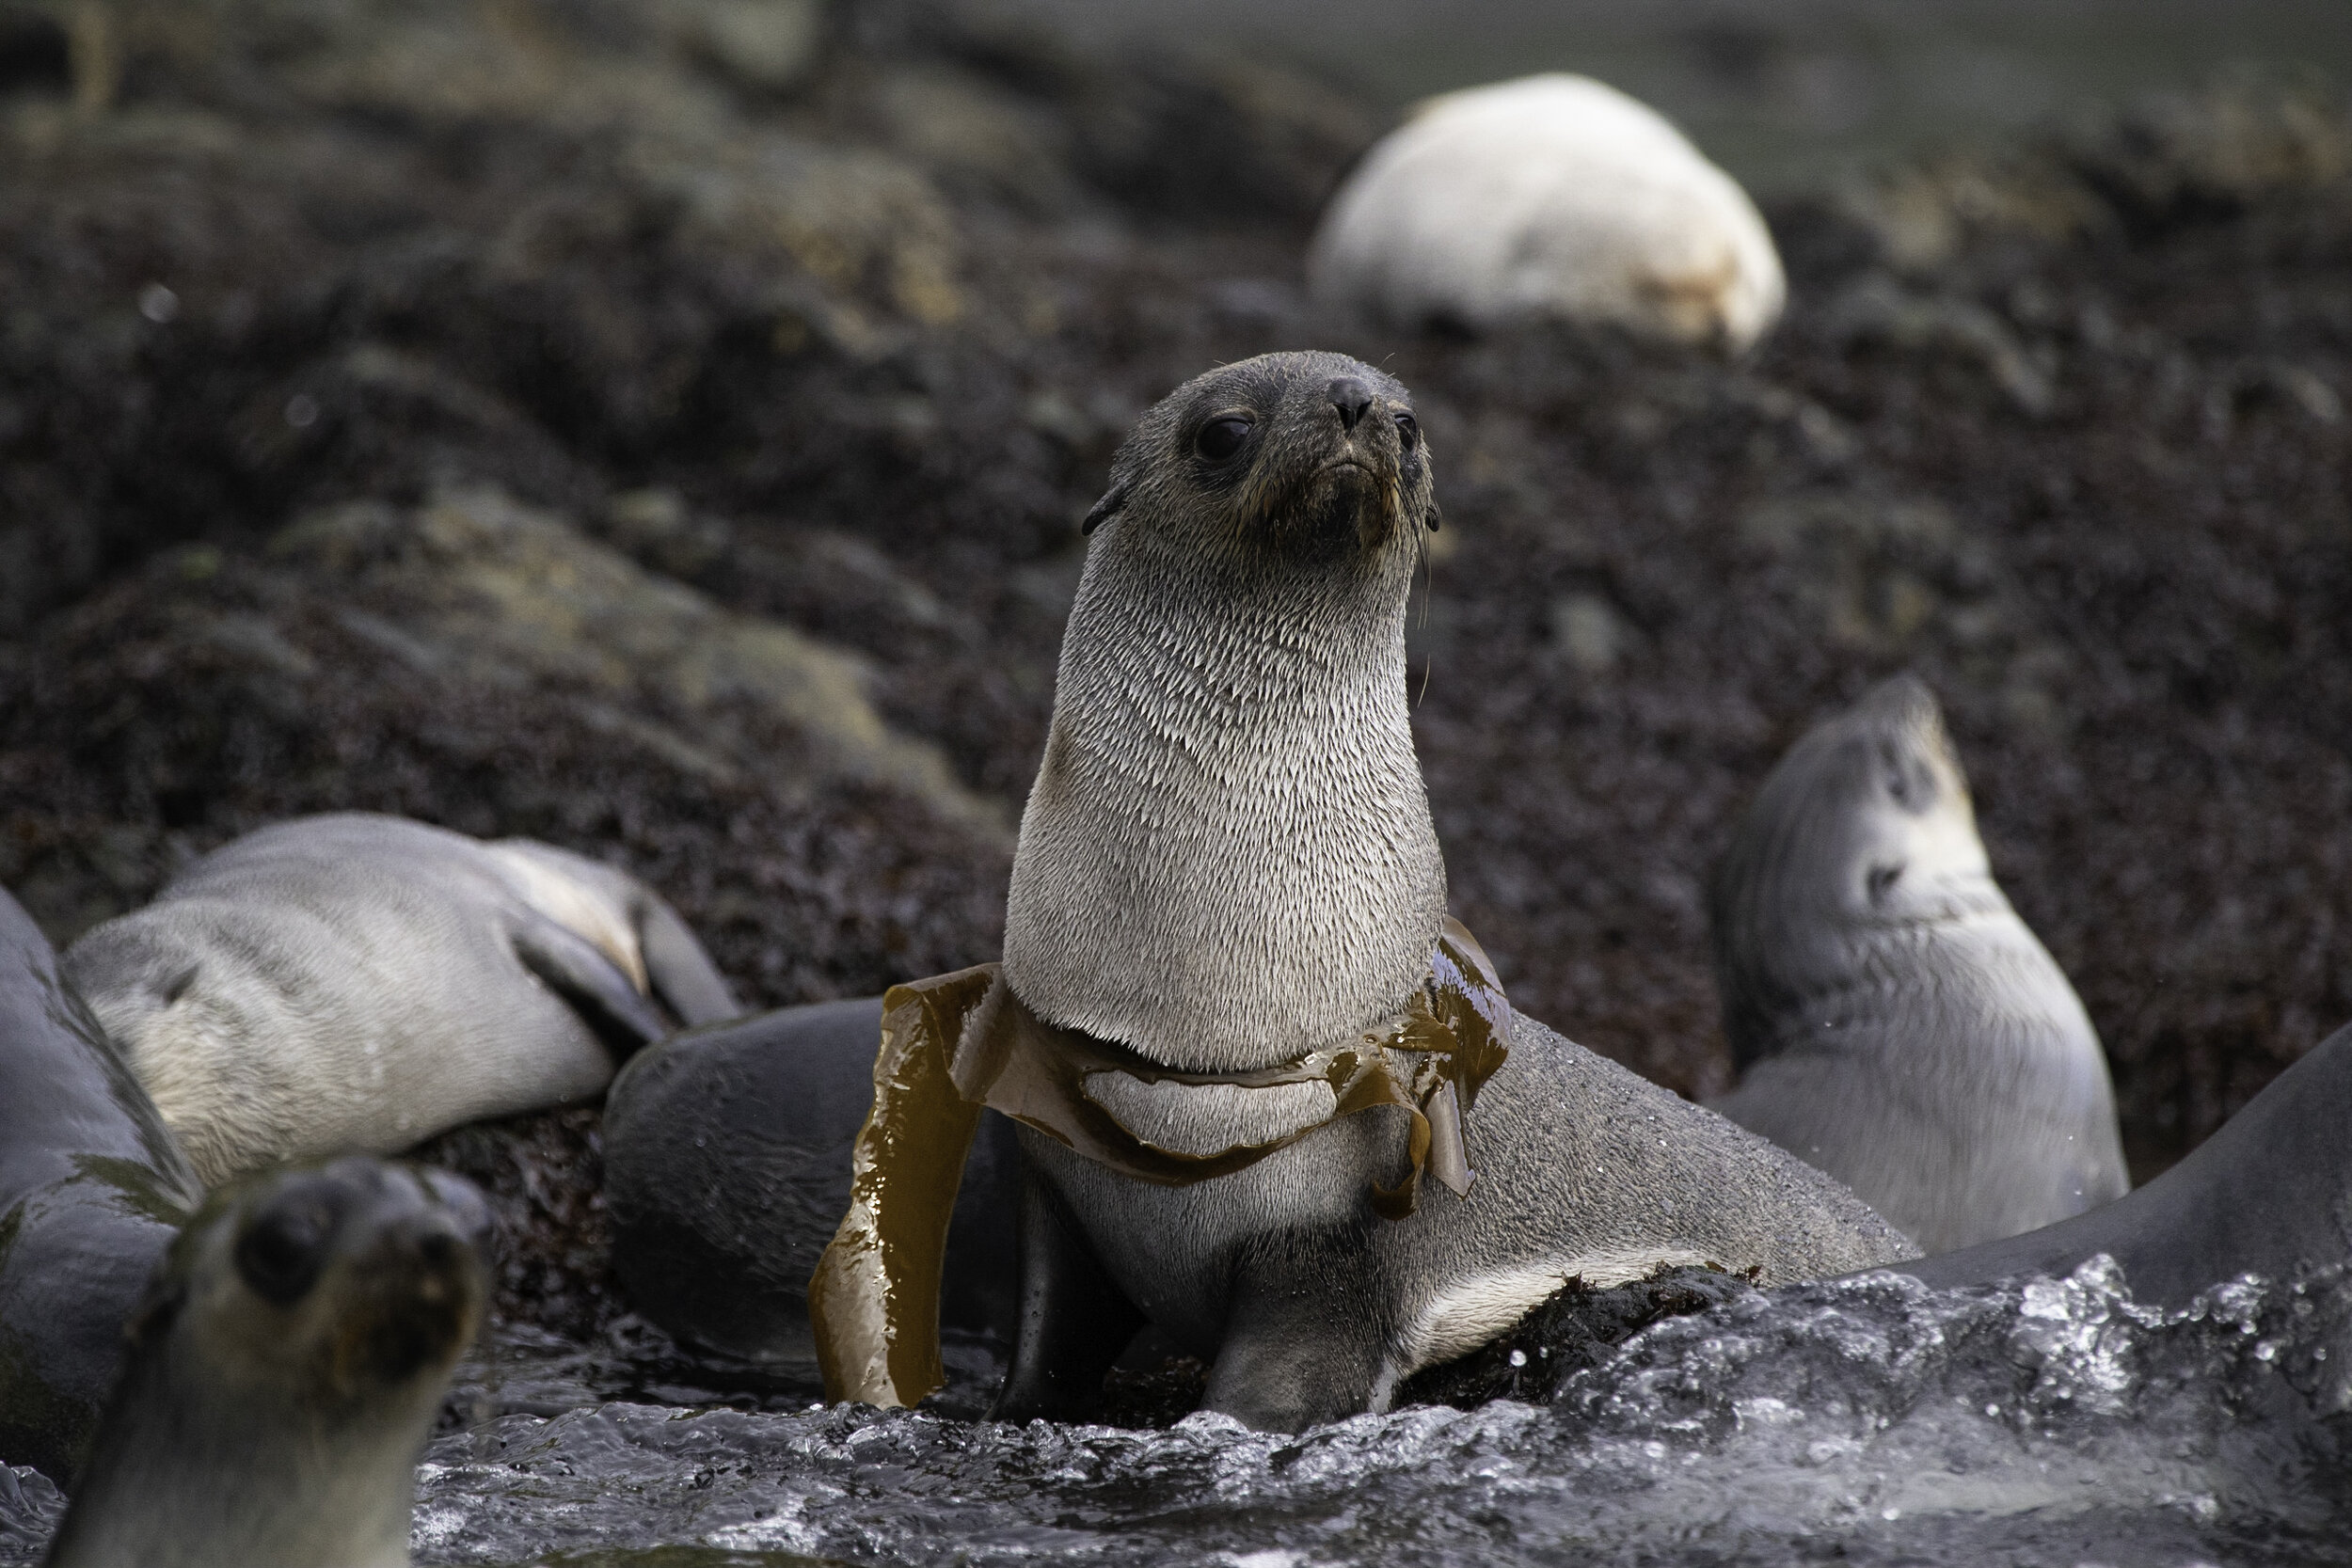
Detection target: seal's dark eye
<box><xmin>1195</xmin><ymin>416</ymin><xmax>1252</xmax><ymax>462</ymax></box>
<box><xmin>1394</xmin><ymin>412</ymin><xmax>1420</xmax><ymax>449</ymax></box>
<box><xmin>1879</xmin><ymin>741</ymin><xmax>1935</xmax><ymax>813</ymax></box>
<box><xmin>235</xmin><ymin>1195</ymin><xmax>334</xmax><ymax>1306</ymax></box>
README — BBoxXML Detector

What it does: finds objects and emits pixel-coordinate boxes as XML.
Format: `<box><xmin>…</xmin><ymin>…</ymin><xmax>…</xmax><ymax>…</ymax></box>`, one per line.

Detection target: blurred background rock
<box><xmin>1004</xmin><ymin>0</ymin><xmax>2352</xmax><ymax>195</ymax></box>
<box><xmin>1</xmin><ymin>0</ymin><xmax>2347</xmax><ymax>1335</ymax></box>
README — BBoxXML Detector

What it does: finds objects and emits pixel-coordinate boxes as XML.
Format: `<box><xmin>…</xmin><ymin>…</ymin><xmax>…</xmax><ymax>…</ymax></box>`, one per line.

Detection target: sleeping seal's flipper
<box><xmin>511</xmin><ymin>916</ymin><xmax>670</xmax><ymax>1058</ymax></box>
<box><xmin>992</xmin><ymin>1165</ymin><xmax>1145</xmax><ymax>1423</ymax></box>
<box><xmin>634</xmin><ymin>899</ymin><xmax>741</xmax><ymax>1026</ymax></box>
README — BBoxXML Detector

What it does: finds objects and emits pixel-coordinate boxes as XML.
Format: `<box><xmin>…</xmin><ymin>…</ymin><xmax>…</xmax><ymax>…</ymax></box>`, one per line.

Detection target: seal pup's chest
<box><xmin>1022</xmin><ymin>1114</ymin><xmax>1405</xmax><ymax>1350</ymax></box>
<box><xmin>1006</xmin><ymin>578</ymin><xmax>1448</xmax><ymax>1072</ymax></box>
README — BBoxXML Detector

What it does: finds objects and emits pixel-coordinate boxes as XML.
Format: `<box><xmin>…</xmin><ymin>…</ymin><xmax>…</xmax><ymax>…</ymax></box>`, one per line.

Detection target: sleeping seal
<box><xmin>64</xmin><ymin>813</ymin><xmax>740</xmax><ymax>1188</ymax></box>
<box><xmin>1308</xmin><ymin>74</ymin><xmax>1786</xmax><ymax>349</ymax></box>
<box><xmin>42</xmin><ymin>1156</ymin><xmax>486</xmax><ymax>1568</ymax></box>
<box><xmin>0</xmin><ymin>885</ymin><xmax>200</xmax><ymax>1483</ymax></box>
<box><xmin>816</xmin><ymin>351</ymin><xmax>1912</xmax><ymax>1433</ymax></box>
<box><xmin>1898</xmin><ymin>1017</ymin><xmax>2352</xmax><ymax>1305</ymax></box>
<box><xmin>1708</xmin><ymin>676</ymin><xmax>2129</xmax><ymax>1253</ymax></box>
<box><xmin>604</xmin><ymin>996</ymin><xmax>1020</xmax><ymax>1365</ymax></box>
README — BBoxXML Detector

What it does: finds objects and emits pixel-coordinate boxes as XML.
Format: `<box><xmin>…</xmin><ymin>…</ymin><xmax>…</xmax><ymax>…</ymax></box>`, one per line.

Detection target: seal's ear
<box><xmin>1081</xmin><ymin>483</ymin><xmax>1129</xmax><ymax>537</ymax></box>
<box><xmin>1424</xmin><ymin>498</ymin><xmax>1443</xmax><ymax>533</ymax></box>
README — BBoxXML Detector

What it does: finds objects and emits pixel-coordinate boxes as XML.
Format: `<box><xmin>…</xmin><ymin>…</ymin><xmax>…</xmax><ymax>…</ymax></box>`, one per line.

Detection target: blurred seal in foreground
<box><xmin>65</xmin><ymin>813</ymin><xmax>739</xmax><ymax>1187</ymax></box>
<box><xmin>604</xmin><ymin>996</ymin><xmax>1021</xmax><ymax>1366</ymax></box>
<box><xmin>1709</xmin><ymin>676</ymin><xmax>2128</xmax><ymax>1253</ymax></box>
<box><xmin>0</xmin><ymin>883</ymin><xmax>200</xmax><ymax>1485</ymax></box>
<box><xmin>1308</xmin><ymin>73</ymin><xmax>1786</xmax><ymax>349</ymax></box>
<box><xmin>810</xmin><ymin>351</ymin><xmax>1912</xmax><ymax>1433</ymax></box>
<box><xmin>42</xmin><ymin>1156</ymin><xmax>487</xmax><ymax>1568</ymax></box>
<box><xmin>1899</xmin><ymin>1016</ymin><xmax>2352</xmax><ymax>1305</ymax></box>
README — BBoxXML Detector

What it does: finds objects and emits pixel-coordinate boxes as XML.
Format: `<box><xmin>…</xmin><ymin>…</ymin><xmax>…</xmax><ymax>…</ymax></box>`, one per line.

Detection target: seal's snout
<box><xmin>214</xmin><ymin>1157</ymin><xmax>488</xmax><ymax>1392</ymax></box>
<box><xmin>1327</xmin><ymin>376</ymin><xmax>1375</xmax><ymax>431</ymax></box>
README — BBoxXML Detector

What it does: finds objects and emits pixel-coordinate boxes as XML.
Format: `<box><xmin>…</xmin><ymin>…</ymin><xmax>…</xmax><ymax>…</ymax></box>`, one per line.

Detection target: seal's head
<box><xmin>47</xmin><ymin>1157</ymin><xmax>488</xmax><ymax>1568</ymax></box>
<box><xmin>159</xmin><ymin>1158</ymin><xmax>487</xmax><ymax>1409</ymax></box>
<box><xmin>1006</xmin><ymin>352</ymin><xmax>1449</xmax><ymax>1073</ymax></box>
<box><xmin>1083</xmin><ymin>349</ymin><xmax>1438</xmax><ymax>578</ymax></box>
<box><xmin>1710</xmin><ymin>675</ymin><xmax>2003</xmax><ymax>1053</ymax></box>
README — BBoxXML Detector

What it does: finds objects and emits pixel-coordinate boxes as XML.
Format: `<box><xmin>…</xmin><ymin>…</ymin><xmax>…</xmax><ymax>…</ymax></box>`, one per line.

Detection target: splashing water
<box><xmin>6</xmin><ymin>1258</ymin><xmax>2349</xmax><ymax>1566</ymax></box>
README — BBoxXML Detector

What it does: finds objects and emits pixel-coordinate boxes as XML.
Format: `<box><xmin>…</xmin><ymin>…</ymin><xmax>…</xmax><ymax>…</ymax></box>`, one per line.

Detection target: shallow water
<box><xmin>7</xmin><ymin>1258</ymin><xmax>2349</xmax><ymax>1566</ymax></box>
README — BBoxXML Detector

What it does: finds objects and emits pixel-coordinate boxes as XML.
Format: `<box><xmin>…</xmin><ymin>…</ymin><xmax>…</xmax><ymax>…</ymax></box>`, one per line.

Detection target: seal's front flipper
<box><xmin>512</xmin><ymin>916</ymin><xmax>669</xmax><ymax>1058</ymax></box>
<box><xmin>633</xmin><ymin>897</ymin><xmax>740</xmax><ymax>1026</ymax></box>
<box><xmin>992</xmin><ymin>1166</ymin><xmax>1143</xmax><ymax>1423</ymax></box>
<box><xmin>1203</xmin><ymin>1261</ymin><xmax>1387</xmax><ymax>1432</ymax></box>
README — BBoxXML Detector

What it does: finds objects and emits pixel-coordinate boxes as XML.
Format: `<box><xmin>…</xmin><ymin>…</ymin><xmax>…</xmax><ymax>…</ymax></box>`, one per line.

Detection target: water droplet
<box><xmin>138</xmin><ymin>282</ymin><xmax>180</xmax><ymax>324</ymax></box>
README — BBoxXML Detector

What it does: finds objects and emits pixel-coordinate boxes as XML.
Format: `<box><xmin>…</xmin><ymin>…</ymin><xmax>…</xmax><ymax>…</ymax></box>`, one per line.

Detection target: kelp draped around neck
<box><xmin>808</xmin><ymin>919</ymin><xmax>1513</xmax><ymax>1409</ymax></box>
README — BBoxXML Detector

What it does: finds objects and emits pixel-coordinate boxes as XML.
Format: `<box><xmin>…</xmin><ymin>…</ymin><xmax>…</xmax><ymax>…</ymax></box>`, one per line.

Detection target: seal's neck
<box><xmin>46</xmin><ymin>1339</ymin><xmax>433</xmax><ymax>1568</ymax></box>
<box><xmin>1002</xmin><ymin>532</ymin><xmax>1447</xmax><ymax>1073</ymax></box>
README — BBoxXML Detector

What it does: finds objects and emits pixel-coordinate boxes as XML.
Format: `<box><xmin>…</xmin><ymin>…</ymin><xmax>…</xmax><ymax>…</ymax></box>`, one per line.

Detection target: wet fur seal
<box><xmin>605</xmin><ymin>997</ymin><xmax>1020</xmax><ymax>1365</ymax></box>
<box><xmin>1898</xmin><ymin>1017</ymin><xmax>2352</xmax><ymax>1305</ymax></box>
<box><xmin>993</xmin><ymin>350</ymin><xmax>1914</xmax><ymax>1432</ymax></box>
<box><xmin>1708</xmin><ymin>676</ymin><xmax>2129</xmax><ymax>1253</ymax></box>
<box><xmin>43</xmin><ymin>1156</ymin><xmax>486</xmax><ymax>1568</ymax></box>
<box><xmin>63</xmin><ymin>813</ymin><xmax>740</xmax><ymax>1187</ymax></box>
<box><xmin>0</xmin><ymin>886</ymin><xmax>200</xmax><ymax>1484</ymax></box>
<box><xmin>1308</xmin><ymin>73</ymin><xmax>1786</xmax><ymax>349</ymax></box>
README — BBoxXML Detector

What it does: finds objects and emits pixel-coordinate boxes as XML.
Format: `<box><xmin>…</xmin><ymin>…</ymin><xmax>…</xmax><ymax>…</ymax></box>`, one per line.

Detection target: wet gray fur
<box><xmin>1708</xmin><ymin>676</ymin><xmax>2128</xmax><ymax>1254</ymax></box>
<box><xmin>606</xmin><ymin>997</ymin><xmax>1022</xmax><ymax>1365</ymax></box>
<box><xmin>998</xmin><ymin>351</ymin><xmax>1915</xmax><ymax>1432</ymax></box>
<box><xmin>63</xmin><ymin>813</ymin><xmax>739</xmax><ymax>1187</ymax></box>
<box><xmin>1898</xmin><ymin>1016</ymin><xmax>2352</xmax><ymax>1305</ymax></box>
<box><xmin>0</xmin><ymin>885</ymin><xmax>200</xmax><ymax>1483</ymax></box>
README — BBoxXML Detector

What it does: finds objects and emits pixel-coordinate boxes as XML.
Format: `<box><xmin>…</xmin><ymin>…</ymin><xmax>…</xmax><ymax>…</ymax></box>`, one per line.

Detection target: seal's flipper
<box><xmin>511</xmin><ymin>917</ymin><xmax>669</xmax><ymax>1058</ymax></box>
<box><xmin>1204</xmin><ymin>1261</ymin><xmax>1388</xmax><ymax>1432</ymax></box>
<box><xmin>992</xmin><ymin>1166</ymin><xmax>1145</xmax><ymax>1423</ymax></box>
<box><xmin>633</xmin><ymin>898</ymin><xmax>740</xmax><ymax>1026</ymax></box>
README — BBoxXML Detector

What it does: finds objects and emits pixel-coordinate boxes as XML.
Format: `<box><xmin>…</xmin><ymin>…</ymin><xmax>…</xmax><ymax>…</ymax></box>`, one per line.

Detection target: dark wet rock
<box><xmin>670</xmin><ymin>0</ymin><xmax>828</xmax><ymax>96</ymax></box>
<box><xmin>0</xmin><ymin>537</ymin><xmax>1009</xmax><ymax>1002</ymax></box>
<box><xmin>1097</xmin><ymin>1351</ymin><xmax>1209</xmax><ymax>1432</ymax></box>
<box><xmin>411</xmin><ymin>1107</ymin><xmax>616</xmax><ymax>1344</ymax></box>
<box><xmin>855</xmin><ymin>0</ymin><xmax>1381</xmax><ymax>227</ymax></box>
<box><xmin>1398</xmin><ymin>1266</ymin><xmax>1758</xmax><ymax>1411</ymax></box>
<box><xmin>1841</xmin><ymin>75</ymin><xmax>2352</xmax><ymax>269</ymax></box>
<box><xmin>266</xmin><ymin>485</ymin><xmax>1005</xmax><ymax>836</ymax></box>
<box><xmin>365</xmin><ymin>1260</ymin><xmax>2352</xmax><ymax>1564</ymax></box>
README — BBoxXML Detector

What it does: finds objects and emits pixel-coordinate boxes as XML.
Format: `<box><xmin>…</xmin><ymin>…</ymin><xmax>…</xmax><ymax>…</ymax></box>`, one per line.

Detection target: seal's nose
<box><xmin>1327</xmin><ymin>377</ymin><xmax>1374</xmax><ymax>432</ymax></box>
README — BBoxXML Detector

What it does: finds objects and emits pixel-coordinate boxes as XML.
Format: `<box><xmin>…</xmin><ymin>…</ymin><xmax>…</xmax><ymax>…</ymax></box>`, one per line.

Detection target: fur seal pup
<box><xmin>605</xmin><ymin>997</ymin><xmax>1020</xmax><ymax>1364</ymax></box>
<box><xmin>1896</xmin><ymin>1018</ymin><xmax>2352</xmax><ymax>1305</ymax></box>
<box><xmin>42</xmin><ymin>1156</ymin><xmax>486</xmax><ymax>1568</ymax></box>
<box><xmin>64</xmin><ymin>813</ymin><xmax>740</xmax><ymax>1187</ymax></box>
<box><xmin>0</xmin><ymin>884</ymin><xmax>200</xmax><ymax>1484</ymax></box>
<box><xmin>820</xmin><ymin>351</ymin><xmax>1912</xmax><ymax>1432</ymax></box>
<box><xmin>1708</xmin><ymin>676</ymin><xmax>2128</xmax><ymax>1253</ymax></box>
<box><xmin>1308</xmin><ymin>74</ymin><xmax>1786</xmax><ymax>350</ymax></box>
